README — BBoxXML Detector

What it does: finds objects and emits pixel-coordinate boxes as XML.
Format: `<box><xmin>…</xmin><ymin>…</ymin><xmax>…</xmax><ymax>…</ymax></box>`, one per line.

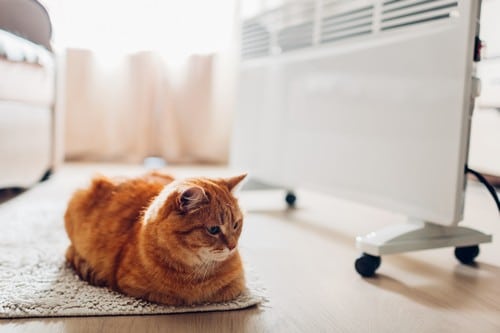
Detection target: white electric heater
<box><xmin>232</xmin><ymin>0</ymin><xmax>491</xmax><ymax>276</ymax></box>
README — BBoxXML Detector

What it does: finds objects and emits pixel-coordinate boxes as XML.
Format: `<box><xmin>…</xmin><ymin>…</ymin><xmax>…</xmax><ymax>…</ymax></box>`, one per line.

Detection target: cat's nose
<box><xmin>227</xmin><ymin>241</ymin><xmax>237</xmax><ymax>250</ymax></box>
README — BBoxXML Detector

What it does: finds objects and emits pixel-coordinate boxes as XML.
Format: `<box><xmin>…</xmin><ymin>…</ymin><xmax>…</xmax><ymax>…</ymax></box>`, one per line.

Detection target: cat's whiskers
<box><xmin>187</xmin><ymin>260</ymin><xmax>216</xmax><ymax>281</ymax></box>
<box><xmin>185</xmin><ymin>247</ymin><xmax>236</xmax><ymax>281</ymax></box>
<box><xmin>201</xmin><ymin>262</ymin><xmax>212</xmax><ymax>281</ymax></box>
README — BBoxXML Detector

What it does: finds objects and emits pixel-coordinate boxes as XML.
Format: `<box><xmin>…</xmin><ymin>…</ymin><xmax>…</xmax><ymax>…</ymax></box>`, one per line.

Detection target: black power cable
<box><xmin>466</xmin><ymin>166</ymin><xmax>500</xmax><ymax>213</ymax></box>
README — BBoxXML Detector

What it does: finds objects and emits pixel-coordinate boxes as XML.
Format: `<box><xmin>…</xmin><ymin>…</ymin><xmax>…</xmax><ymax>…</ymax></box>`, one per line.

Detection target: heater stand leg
<box><xmin>354</xmin><ymin>220</ymin><xmax>492</xmax><ymax>277</ymax></box>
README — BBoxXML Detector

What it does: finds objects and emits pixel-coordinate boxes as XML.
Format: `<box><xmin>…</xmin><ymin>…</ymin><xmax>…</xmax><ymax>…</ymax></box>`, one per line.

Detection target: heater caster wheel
<box><xmin>355</xmin><ymin>253</ymin><xmax>381</xmax><ymax>277</ymax></box>
<box><xmin>285</xmin><ymin>191</ymin><xmax>296</xmax><ymax>207</ymax></box>
<box><xmin>454</xmin><ymin>245</ymin><xmax>480</xmax><ymax>265</ymax></box>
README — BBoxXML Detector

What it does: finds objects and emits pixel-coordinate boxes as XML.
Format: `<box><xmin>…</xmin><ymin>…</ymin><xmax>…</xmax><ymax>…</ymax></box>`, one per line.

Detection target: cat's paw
<box><xmin>210</xmin><ymin>277</ymin><xmax>246</xmax><ymax>303</ymax></box>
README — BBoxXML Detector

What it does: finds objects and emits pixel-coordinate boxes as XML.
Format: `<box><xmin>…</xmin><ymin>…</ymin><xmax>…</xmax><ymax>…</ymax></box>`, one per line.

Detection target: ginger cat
<box><xmin>64</xmin><ymin>171</ymin><xmax>247</xmax><ymax>306</ymax></box>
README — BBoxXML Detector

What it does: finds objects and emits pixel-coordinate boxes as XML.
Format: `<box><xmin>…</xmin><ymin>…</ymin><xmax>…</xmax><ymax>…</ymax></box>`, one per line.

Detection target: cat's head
<box><xmin>143</xmin><ymin>174</ymin><xmax>247</xmax><ymax>267</ymax></box>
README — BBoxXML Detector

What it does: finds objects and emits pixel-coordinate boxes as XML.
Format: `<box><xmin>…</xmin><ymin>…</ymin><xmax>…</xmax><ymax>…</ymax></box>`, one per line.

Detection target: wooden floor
<box><xmin>1</xmin><ymin>163</ymin><xmax>499</xmax><ymax>333</ymax></box>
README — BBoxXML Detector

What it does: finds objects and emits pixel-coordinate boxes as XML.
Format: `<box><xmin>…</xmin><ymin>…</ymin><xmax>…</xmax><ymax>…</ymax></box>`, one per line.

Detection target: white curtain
<box><xmin>42</xmin><ymin>0</ymin><xmax>239</xmax><ymax>163</ymax></box>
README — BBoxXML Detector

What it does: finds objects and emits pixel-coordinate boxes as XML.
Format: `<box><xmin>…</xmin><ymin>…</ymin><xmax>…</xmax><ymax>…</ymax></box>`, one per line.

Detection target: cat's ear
<box><xmin>224</xmin><ymin>174</ymin><xmax>248</xmax><ymax>193</ymax></box>
<box><xmin>177</xmin><ymin>186</ymin><xmax>208</xmax><ymax>213</ymax></box>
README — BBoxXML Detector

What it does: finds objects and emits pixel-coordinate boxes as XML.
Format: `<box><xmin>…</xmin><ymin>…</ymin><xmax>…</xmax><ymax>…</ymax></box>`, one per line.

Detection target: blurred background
<box><xmin>43</xmin><ymin>0</ymin><xmax>239</xmax><ymax>164</ymax></box>
<box><xmin>0</xmin><ymin>0</ymin><xmax>498</xmax><ymax>185</ymax></box>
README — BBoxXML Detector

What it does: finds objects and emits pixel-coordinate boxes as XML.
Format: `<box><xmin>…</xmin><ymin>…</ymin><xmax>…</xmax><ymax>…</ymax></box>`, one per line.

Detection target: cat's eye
<box><xmin>207</xmin><ymin>226</ymin><xmax>221</xmax><ymax>235</ymax></box>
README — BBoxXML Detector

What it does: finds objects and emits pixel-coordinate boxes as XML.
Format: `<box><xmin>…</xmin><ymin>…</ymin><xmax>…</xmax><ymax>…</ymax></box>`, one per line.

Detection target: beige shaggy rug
<box><xmin>0</xmin><ymin>182</ymin><xmax>264</xmax><ymax>318</ymax></box>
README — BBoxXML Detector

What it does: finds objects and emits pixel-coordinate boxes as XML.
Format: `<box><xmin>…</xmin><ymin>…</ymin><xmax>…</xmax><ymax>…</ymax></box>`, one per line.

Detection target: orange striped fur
<box><xmin>64</xmin><ymin>171</ymin><xmax>247</xmax><ymax>305</ymax></box>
